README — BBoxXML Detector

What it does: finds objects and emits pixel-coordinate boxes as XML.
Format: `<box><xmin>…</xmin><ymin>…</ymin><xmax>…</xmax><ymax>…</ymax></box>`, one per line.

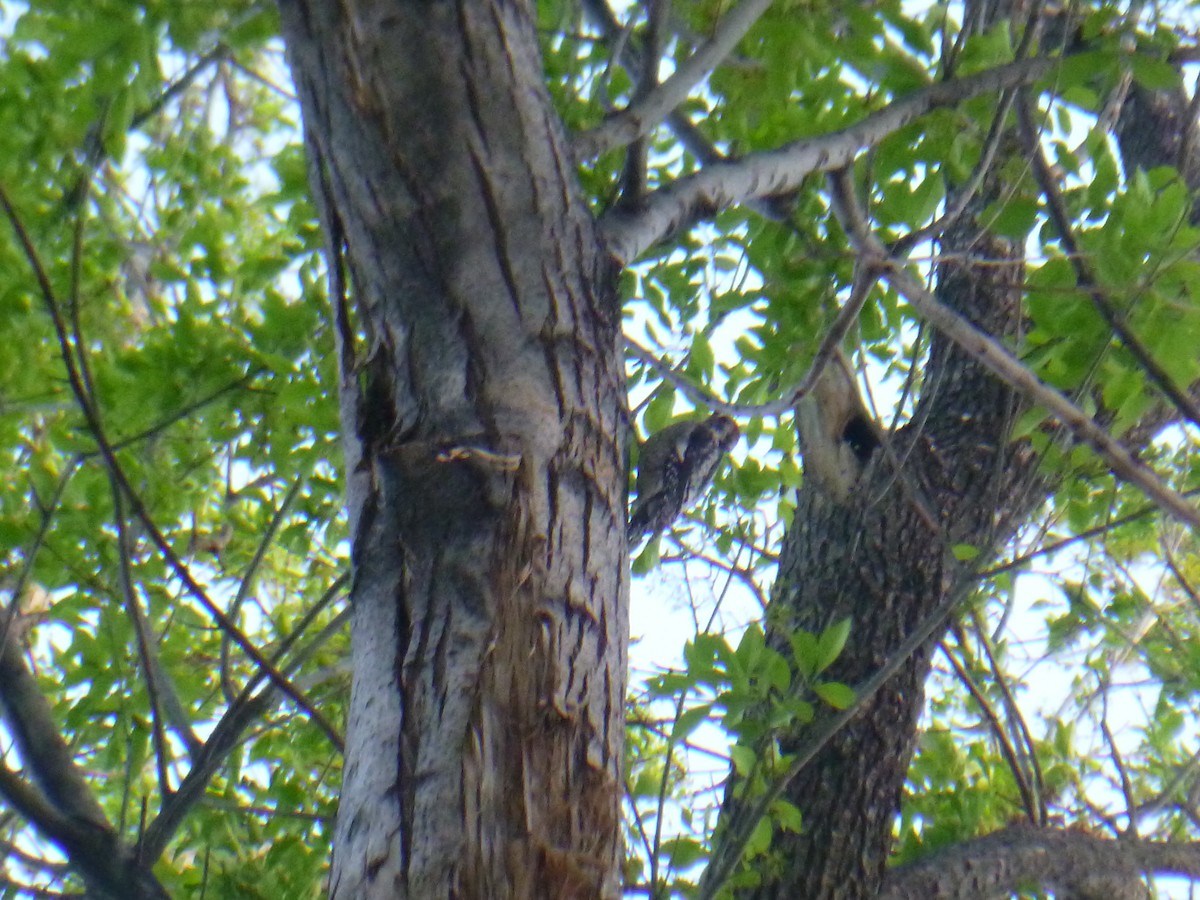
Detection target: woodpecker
<box><xmin>628</xmin><ymin>413</ymin><xmax>740</xmax><ymax>543</ymax></box>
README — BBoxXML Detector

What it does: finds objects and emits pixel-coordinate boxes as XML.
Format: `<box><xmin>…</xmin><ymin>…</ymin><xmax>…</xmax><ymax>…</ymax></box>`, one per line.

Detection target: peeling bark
<box><xmin>279</xmin><ymin>1</ymin><xmax>628</xmax><ymax>896</ymax></box>
<box><xmin>275</xmin><ymin>0</ymin><xmax>1200</xmax><ymax>897</ymax></box>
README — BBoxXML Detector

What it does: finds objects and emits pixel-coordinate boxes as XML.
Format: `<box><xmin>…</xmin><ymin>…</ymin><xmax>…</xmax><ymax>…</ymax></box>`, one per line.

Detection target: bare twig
<box><xmin>219</xmin><ymin>474</ymin><xmax>306</xmax><ymax>703</ymax></box>
<box><xmin>575</xmin><ymin>0</ymin><xmax>776</xmax><ymax>161</ymax></box>
<box><xmin>81</xmin><ymin>370</ymin><xmax>262</xmax><ymax>458</ymax></box>
<box><xmin>970</xmin><ymin>611</ymin><xmax>1048</xmax><ymax>825</ymax></box>
<box><xmin>941</xmin><ymin>634</ymin><xmax>1039</xmax><ymax>825</ymax></box>
<box><xmin>982</xmin><ymin>487</ymin><xmax>1200</xmax><ymax>579</ymax></box>
<box><xmin>1100</xmin><ymin>689</ymin><xmax>1138</xmax><ymax>837</ymax></box>
<box><xmin>0</xmin><ymin>183</ymin><xmax>344</xmax><ymax>754</ymax></box>
<box><xmin>110</xmin><ymin>476</ymin><xmax>179</xmax><ymax>794</ymax></box>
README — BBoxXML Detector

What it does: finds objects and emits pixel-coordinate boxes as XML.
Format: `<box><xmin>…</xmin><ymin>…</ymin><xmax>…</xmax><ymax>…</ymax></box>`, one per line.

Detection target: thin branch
<box><xmin>131</xmin><ymin>45</ymin><xmax>229</xmax><ymax>133</ymax></box>
<box><xmin>681</xmin><ymin>507</ymin><xmax>779</xmax><ymax>563</ymax></box>
<box><xmin>82</xmin><ymin>370</ymin><xmax>262</xmax><ymax>458</ymax></box>
<box><xmin>1162</xmin><ymin>539</ymin><xmax>1200</xmax><ymax>617</ymax></box>
<box><xmin>796</xmin><ymin>248</ymin><xmax>882</xmax><ymax>400</ymax></box>
<box><xmin>942</xmin><ymin>633</ymin><xmax>1039</xmax><ymax>826</ymax></box>
<box><xmin>594</xmin><ymin>5</ymin><xmax>637</xmax><ymax>113</ymax></box>
<box><xmin>828</xmin><ymin>178</ymin><xmax>1200</xmax><ymax>533</ymax></box>
<box><xmin>650</xmin><ymin>689</ymin><xmax>691</xmax><ymax>892</ymax></box>
<box><xmin>0</xmin><ymin>463</ymin><xmax>77</xmax><ymax>667</ymax></box>
<box><xmin>1015</xmin><ymin>93</ymin><xmax>1200</xmax><ymax>433</ymax></box>
<box><xmin>142</xmin><ymin>572</ymin><xmax>349</xmax><ymax>859</ymax></box>
<box><xmin>1130</xmin><ymin>744</ymin><xmax>1200</xmax><ymax>827</ymax></box>
<box><xmin>623</xmin><ymin>775</ymin><xmax>660</xmax><ymax>888</ymax></box>
<box><xmin>0</xmin><ymin>183</ymin><xmax>344</xmax><ymax>755</ymax></box>
<box><xmin>894</xmin><ymin>0</ymin><xmax>1044</xmax><ymax>258</ymax></box>
<box><xmin>581</xmin><ymin>0</ymin><xmax>803</xmax><ymax>222</ymax></box>
<box><xmin>600</xmin><ymin>54</ymin><xmax>1062</xmax><ymax>263</ymax></box>
<box><xmin>219</xmin><ymin>474</ymin><xmax>306</xmax><ymax>703</ymax></box>
<box><xmin>109</xmin><ymin>476</ymin><xmax>176</xmax><ymax>796</ymax></box>
<box><xmin>67</xmin><ymin>177</ymin><xmax>98</xmax><ymax>404</ymax></box>
<box><xmin>1100</xmin><ymin>689</ymin><xmax>1138</xmax><ymax>836</ymax></box>
<box><xmin>626</xmin><ymin>337</ymin><xmax>743</xmax><ymax>415</ymax></box>
<box><xmin>615</xmin><ymin>0</ymin><xmax>667</xmax><ymax>207</ymax></box>
<box><xmin>698</xmin><ymin>554</ymin><xmax>985</xmax><ymax>899</ymax></box>
<box><xmin>626</xmin><ymin>261</ymin><xmax>877</xmax><ymax>420</ymax></box>
<box><xmin>65</xmin><ymin>44</ymin><xmax>230</xmax><ymax>214</ymax></box>
<box><xmin>574</xmin><ymin>0</ymin><xmax>775</xmax><ymax>161</ymax></box>
<box><xmin>891</xmin><ymin>87</ymin><xmax>1019</xmax><ymax>257</ymax></box>
<box><xmin>969</xmin><ymin>612</ymin><xmax>1047</xmax><ymax>825</ymax></box>
<box><xmin>982</xmin><ymin>487</ymin><xmax>1200</xmax><ymax>579</ymax></box>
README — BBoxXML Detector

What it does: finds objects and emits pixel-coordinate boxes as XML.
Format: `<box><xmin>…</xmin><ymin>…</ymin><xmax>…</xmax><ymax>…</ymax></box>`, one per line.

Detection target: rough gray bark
<box><xmin>0</xmin><ymin>610</ymin><xmax>169</xmax><ymax>899</ymax></box>
<box><xmin>880</xmin><ymin>824</ymin><xmax>1200</xmax><ymax>899</ymax></box>
<box><xmin>273</xmin><ymin>0</ymin><xmax>1200</xmax><ymax>897</ymax></box>
<box><xmin>720</xmin><ymin>227</ymin><xmax>1038</xmax><ymax>899</ymax></box>
<box><xmin>715</xmin><ymin>12</ymin><xmax>1200</xmax><ymax>900</ymax></box>
<box><xmin>278</xmin><ymin>1</ymin><xmax>629</xmax><ymax>896</ymax></box>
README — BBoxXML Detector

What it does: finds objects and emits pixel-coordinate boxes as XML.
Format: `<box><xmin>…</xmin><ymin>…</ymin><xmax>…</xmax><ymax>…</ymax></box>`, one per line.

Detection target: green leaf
<box><xmin>789</xmin><ymin>629</ymin><xmax>820</xmax><ymax>681</ymax></box>
<box><xmin>771</xmin><ymin>799</ymin><xmax>803</xmax><ymax>833</ymax></box>
<box><xmin>731</xmin><ymin>744</ymin><xmax>758</xmax><ymax>777</ymax></box>
<box><xmin>814</xmin><ymin>618</ymin><xmax>851</xmax><ymax>675</ymax></box>
<box><xmin>1128</xmin><ymin>55</ymin><xmax>1181</xmax><ymax>91</ymax></box>
<box><xmin>813</xmin><ymin>681</ymin><xmax>856</xmax><ymax>710</ymax></box>
<box><xmin>690</xmin><ymin>330</ymin><xmax>715</xmax><ymax>375</ymax></box>
<box><xmin>988</xmin><ymin>196</ymin><xmax>1040</xmax><ymax>240</ymax></box>
<box><xmin>671</xmin><ymin>703</ymin><xmax>714</xmax><ymax>742</ymax></box>
<box><xmin>661</xmin><ymin>836</ymin><xmax>707</xmax><ymax>869</ymax></box>
<box><xmin>745</xmin><ymin>816</ymin><xmax>773</xmax><ymax>858</ymax></box>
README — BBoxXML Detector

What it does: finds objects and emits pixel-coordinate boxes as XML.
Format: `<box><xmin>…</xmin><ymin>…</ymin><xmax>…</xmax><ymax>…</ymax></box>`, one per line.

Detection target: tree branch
<box><xmin>1016</xmin><ymin>93</ymin><xmax>1200</xmax><ymax>432</ymax></box>
<box><xmin>0</xmin><ymin>617</ymin><xmax>169</xmax><ymax>897</ymax></box>
<box><xmin>0</xmin><ymin>762</ymin><xmax>130</xmax><ymax>898</ymax></box>
<box><xmin>880</xmin><ymin>824</ymin><xmax>1200</xmax><ymax>899</ymax></box>
<box><xmin>142</xmin><ymin>572</ymin><xmax>349</xmax><ymax>859</ymax></box>
<box><xmin>219</xmin><ymin>473</ymin><xmax>306</xmax><ymax>703</ymax></box>
<box><xmin>0</xmin><ymin>462</ymin><xmax>77</xmax><ymax>667</ymax></box>
<box><xmin>580</xmin><ymin>0</ymin><xmax>796</xmax><ymax>223</ymax></box>
<box><xmin>0</xmin><ymin>183</ymin><xmax>344</xmax><ymax>755</ymax></box>
<box><xmin>109</xmin><ymin>475</ymin><xmax>184</xmax><ymax>791</ymax></box>
<box><xmin>827</xmin><ymin>172</ymin><xmax>1200</xmax><ymax>533</ymax></box>
<box><xmin>600</xmin><ymin>55</ymin><xmax>1060</xmax><ymax>263</ymax></box>
<box><xmin>0</xmin><ymin>614</ymin><xmax>108</xmax><ymax>832</ymax></box>
<box><xmin>940</xmin><ymin>635</ymin><xmax>1039</xmax><ymax>825</ymax></box>
<box><xmin>626</xmin><ymin>264</ymin><xmax>879</xmax><ymax>420</ymax></box>
<box><xmin>574</xmin><ymin>0</ymin><xmax>775</xmax><ymax>161</ymax></box>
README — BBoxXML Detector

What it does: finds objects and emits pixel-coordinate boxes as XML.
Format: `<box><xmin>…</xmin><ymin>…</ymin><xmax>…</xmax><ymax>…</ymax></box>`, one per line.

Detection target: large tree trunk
<box><xmin>275</xmin><ymin>0</ymin><xmax>1200</xmax><ymax>897</ymax></box>
<box><xmin>278</xmin><ymin>1</ymin><xmax>629</xmax><ymax>896</ymax></box>
<box><xmin>717</xmin><ymin>11</ymin><xmax>1200</xmax><ymax>900</ymax></box>
<box><xmin>736</xmin><ymin>235</ymin><xmax>1037</xmax><ymax>897</ymax></box>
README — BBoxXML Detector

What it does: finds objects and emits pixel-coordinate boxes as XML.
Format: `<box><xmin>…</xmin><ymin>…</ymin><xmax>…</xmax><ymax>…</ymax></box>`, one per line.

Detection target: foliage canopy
<box><xmin>0</xmin><ymin>0</ymin><xmax>1199</xmax><ymax>896</ymax></box>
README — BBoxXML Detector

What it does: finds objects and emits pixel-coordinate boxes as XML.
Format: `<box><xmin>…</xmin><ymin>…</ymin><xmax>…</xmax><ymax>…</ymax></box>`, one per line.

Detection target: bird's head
<box><xmin>706</xmin><ymin>414</ymin><xmax>740</xmax><ymax>451</ymax></box>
